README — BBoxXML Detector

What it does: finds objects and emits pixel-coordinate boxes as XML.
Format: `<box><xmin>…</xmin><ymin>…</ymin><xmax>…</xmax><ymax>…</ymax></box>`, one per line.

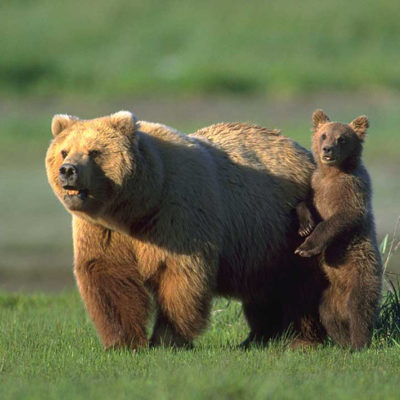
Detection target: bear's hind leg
<box><xmin>319</xmin><ymin>285</ymin><xmax>352</xmax><ymax>347</ymax></box>
<box><xmin>348</xmin><ymin>246</ymin><xmax>382</xmax><ymax>350</ymax></box>
<box><xmin>241</xmin><ymin>301</ymin><xmax>283</xmax><ymax>347</ymax></box>
<box><xmin>348</xmin><ymin>277</ymin><xmax>381</xmax><ymax>350</ymax></box>
<box><xmin>348</xmin><ymin>298</ymin><xmax>373</xmax><ymax>350</ymax></box>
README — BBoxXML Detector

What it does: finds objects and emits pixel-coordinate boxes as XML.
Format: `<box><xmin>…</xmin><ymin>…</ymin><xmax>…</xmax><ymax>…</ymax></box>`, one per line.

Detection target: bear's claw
<box><xmin>295</xmin><ymin>240</ymin><xmax>324</xmax><ymax>258</ymax></box>
<box><xmin>298</xmin><ymin>223</ymin><xmax>314</xmax><ymax>237</ymax></box>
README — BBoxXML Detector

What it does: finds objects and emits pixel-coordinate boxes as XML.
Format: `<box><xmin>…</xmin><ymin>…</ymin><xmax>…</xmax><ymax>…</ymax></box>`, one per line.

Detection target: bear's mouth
<box><xmin>321</xmin><ymin>155</ymin><xmax>337</xmax><ymax>164</ymax></box>
<box><xmin>63</xmin><ymin>186</ymin><xmax>88</xmax><ymax>200</ymax></box>
<box><xmin>61</xmin><ymin>185</ymin><xmax>102</xmax><ymax>213</ymax></box>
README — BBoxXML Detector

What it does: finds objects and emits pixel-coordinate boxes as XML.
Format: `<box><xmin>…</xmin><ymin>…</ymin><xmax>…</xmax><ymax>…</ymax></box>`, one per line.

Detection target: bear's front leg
<box><xmin>295</xmin><ymin>235</ymin><xmax>326</xmax><ymax>258</ymax></box>
<box><xmin>73</xmin><ymin>217</ymin><xmax>150</xmax><ymax>350</ymax></box>
<box><xmin>150</xmin><ymin>256</ymin><xmax>213</xmax><ymax>348</ymax></box>
<box><xmin>296</xmin><ymin>201</ymin><xmax>315</xmax><ymax>237</ymax></box>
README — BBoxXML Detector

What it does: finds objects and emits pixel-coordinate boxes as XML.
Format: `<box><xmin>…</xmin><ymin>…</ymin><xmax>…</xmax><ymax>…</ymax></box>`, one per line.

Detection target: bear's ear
<box><xmin>312</xmin><ymin>109</ymin><xmax>330</xmax><ymax>131</ymax></box>
<box><xmin>349</xmin><ymin>115</ymin><xmax>369</xmax><ymax>140</ymax></box>
<box><xmin>51</xmin><ymin>114</ymin><xmax>79</xmax><ymax>137</ymax></box>
<box><xmin>110</xmin><ymin>111</ymin><xmax>137</xmax><ymax>135</ymax></box>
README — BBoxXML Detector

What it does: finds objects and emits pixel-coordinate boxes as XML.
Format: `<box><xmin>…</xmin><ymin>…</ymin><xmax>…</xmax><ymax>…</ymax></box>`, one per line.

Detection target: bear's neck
<box><xmin>103</xmin><ymin>130</ymin><xmax>166</xmax><ymax>236</ymax></box>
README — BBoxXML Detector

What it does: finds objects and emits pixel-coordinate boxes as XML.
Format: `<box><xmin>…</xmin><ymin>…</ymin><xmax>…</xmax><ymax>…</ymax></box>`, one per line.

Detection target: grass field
<box><xmin>1</xmin><ymin>0</ymin><xmax>400</xmax><ymax>96</ymax></box>
<box><xmin>1</xmin><ymin>292</ymin><xmax>400</xmax><ymax>400</ymax></box>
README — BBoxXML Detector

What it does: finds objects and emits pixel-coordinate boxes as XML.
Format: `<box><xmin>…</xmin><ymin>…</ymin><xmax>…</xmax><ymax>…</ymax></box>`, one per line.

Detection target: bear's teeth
<box><xmin>67</xmin><ymin>189</ymin><xmax>79</xmax><ymax>195</ymax></box>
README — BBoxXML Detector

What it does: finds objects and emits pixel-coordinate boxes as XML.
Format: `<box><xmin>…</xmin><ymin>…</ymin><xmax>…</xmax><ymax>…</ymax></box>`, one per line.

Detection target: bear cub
<box><xmin>295</xmin><ymin>109</ymin><xmax>382</xmax><ymax>349</ymax></box>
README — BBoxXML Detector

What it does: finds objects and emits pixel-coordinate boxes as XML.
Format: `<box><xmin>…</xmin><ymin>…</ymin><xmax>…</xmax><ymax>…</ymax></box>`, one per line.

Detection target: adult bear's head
<box><xmin>46</xmin><ymin>111</ymin><xmax>138</xmax><ymax>217</ymax></box>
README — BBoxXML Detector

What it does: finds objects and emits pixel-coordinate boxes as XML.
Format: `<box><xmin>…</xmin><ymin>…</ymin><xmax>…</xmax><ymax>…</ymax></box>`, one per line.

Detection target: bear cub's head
<box><xmin>311</xmin><ymin>109</ymin><xmax>369</xmax><ymax>168</ymax></box>
<box><xmin>46</xmin><ymin>111</ymin><xmax>137</xmax><ymax>216</ymax></box>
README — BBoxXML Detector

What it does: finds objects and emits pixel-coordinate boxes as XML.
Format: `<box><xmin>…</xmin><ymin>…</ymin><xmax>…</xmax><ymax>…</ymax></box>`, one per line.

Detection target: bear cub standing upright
<box><xmin>295</xmin><ymin>109</ymin><xmax>382</xmax><ymax>349</ymax></box>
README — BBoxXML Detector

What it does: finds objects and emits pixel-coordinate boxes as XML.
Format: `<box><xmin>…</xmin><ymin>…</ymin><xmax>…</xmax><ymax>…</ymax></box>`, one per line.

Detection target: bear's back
<box><xmin>189</xmin><ymin>123</ymin><xmax>315</xmax><ymax>294</ymax></box>
<box><xmin>191</xmin><ymin>122</ymin><xmax>314</xmax><ymax>191</ymax></box>
<box><xmin>136</xmin><ymin>121</ymin><xmax>315</xmax><ymax>294</ymax></box>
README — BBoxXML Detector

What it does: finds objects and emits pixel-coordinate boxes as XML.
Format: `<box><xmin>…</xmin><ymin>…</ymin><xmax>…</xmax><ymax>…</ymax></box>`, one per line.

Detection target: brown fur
<box><xmin>46</xmin><ymin>111</ymin><xmax>326</xmax><ymax>349</ymax></box>
<box><xmin>295</xmin><ymin>110</ymin><xmax>382</xmax><ymax>349</ymax></box>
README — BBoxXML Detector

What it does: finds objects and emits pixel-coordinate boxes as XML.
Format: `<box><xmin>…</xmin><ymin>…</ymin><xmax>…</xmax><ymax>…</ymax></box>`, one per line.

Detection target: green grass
<box><xmin>1</xmin><ymin>0</ymin><xmax>400</xmax><ymax>96</ymax></box>
<box><xmin>1</xmin><ymin>292</ymin><xmax>400</xmax><ymax>400</ymax></box>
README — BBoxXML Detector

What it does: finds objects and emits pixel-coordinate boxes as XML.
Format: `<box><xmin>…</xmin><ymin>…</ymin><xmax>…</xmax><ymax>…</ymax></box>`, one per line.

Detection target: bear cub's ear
<box><xmin>349</xmin><ymin>115</ymin><xmax>369</xmax><ymax>140</ymax></box>
<box><xmin>312</xmin><ymin>109</ymin><xmax>330</xmax><ymax>131</ymax></box>
<box><xmin>110</xmin><ymin>111</ymin><xmax>137</xmax><ymax>135</ymax></box>
<box><xmin>51</xmin><ymin>114</ymin><xmax>79</xmax><ymax>137</ymax></box>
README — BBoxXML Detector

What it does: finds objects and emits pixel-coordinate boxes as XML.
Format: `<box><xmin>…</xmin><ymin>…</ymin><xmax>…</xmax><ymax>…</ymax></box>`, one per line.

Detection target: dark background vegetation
<box><xmin>2</xmin><ymin>0</ymin><xmax>400</xmax><ymax>96</ymax></box>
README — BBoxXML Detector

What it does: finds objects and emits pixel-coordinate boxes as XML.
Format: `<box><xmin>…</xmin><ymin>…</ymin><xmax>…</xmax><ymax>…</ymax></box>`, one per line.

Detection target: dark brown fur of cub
<box><xmin>295</xmin><ymin>110</ymin><xmax>383</xmax><ymax>349</ymax></box>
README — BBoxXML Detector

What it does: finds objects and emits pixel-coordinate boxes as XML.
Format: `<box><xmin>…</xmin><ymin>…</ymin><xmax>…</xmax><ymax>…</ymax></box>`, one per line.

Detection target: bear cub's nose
<box><xmin>322</xmin><ymin>146</ymin><xmax>333</xmax><ymax>155</ymax></box>
<box><xmin>59</xmin><ymin>163</ymin><xmax>78</xmax><ymax>186</ymax></box>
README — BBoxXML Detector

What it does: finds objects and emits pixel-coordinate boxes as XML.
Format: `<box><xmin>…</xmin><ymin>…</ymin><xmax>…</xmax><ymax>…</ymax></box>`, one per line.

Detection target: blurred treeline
<box><xmin>1</xmin><ymin>0</ymin><xmax>399</xmax><ymax>97</ymax></box>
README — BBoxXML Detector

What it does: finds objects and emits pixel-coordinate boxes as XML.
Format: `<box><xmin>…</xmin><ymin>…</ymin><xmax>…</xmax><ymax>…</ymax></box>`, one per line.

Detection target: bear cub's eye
<box><xmin>61</xmin><ymin>150</ymin><xmax>68</xmax><ymax>159</ymax></box>
<box><xmin>89</xmin><ymin>150</ymin><xmax>101</xmax><ymax>158</ymax></box>
<box><xmin>321</xmin><ymin>133</ymin><xmax>327</xmax><ymax>140</ymax></box>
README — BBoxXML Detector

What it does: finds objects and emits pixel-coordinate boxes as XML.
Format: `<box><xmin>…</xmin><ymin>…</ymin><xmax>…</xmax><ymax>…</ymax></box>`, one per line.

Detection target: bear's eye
<box><xmin>321</xmin><ymin>133</ymin><xmax>327</xmax><ymax>140</ymax></box>
<box><xmin>89</xmin><ymin>150</ymin><xmax>100</xmax><ymax>158</ymax></box>
<box><xmin>61</xmin><ymin>150</ymin><xmax>68</xmax><ymax>159</ymax></box>
<box><xmin>338</xmin><ymin>137</ymin><xmax>345</xmax><ymax>144</ymax></box>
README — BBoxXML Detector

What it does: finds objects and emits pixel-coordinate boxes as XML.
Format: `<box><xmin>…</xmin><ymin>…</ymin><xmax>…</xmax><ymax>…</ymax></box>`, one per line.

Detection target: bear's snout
<box><xmin>59</xmin><ymin>163</ymin><xmax>79</xmax><ymax>187</ymax></box>
<box><xmin>322</xmin><ymin>146</ymin><xmax>333</xmax><ymax>155</ymax></box>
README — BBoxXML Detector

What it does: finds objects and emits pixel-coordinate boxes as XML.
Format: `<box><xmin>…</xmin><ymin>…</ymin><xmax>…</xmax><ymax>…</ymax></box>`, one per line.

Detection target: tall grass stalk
<box><xmin>375</xmin><ymin>216</ymin><xmax>400</xmax><ymax>345</ymax></box>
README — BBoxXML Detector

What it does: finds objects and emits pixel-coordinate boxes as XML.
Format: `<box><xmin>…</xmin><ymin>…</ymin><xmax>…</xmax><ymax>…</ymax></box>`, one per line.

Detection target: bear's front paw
<box><xmin>296</xmin><ymin>202</ymin><xmax>315</xmax><ymax>238</ymax></box>
<box><xmin>298</xmin><ymin>222</ymin><xmax>315</xmax><ymax>238</ymax></box>
<box><xmin>294</xmin><ymin>239</ymin><xmax>324</xmax><ymax>258</ymax></box>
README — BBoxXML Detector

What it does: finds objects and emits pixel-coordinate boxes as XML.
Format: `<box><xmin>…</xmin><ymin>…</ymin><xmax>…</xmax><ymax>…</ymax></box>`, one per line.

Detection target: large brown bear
<box><xmin>46</xmin><ymin>111</ymin><xmax>326</xmax><ymax>349</ymax></box>
<box><xmin>295</xmin><ymin>110</ymin><xmax>383</xmax><ymax>349</ymax></box>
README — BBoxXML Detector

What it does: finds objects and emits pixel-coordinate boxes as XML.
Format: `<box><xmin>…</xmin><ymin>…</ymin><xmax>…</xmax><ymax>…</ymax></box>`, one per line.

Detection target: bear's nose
<box><xmin>59</xmin><ymin>163</ymin><xmax>78</xmax><ymax>186</ymax></box>
<box><xmin>322</xmin><ymin>146</ymin><xmax>333</xmax><ymax>154</ymax></box>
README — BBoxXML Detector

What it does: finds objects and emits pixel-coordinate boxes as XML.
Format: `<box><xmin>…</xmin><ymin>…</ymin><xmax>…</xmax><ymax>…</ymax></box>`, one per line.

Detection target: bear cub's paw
<box><xmin>295</xmin><ymin>237</ymin><xmax>325</xmax><ymax>258</ymax></box>
<box><xmin>297</xmin><ymin>204</ymin><xmax>315</xmax><ymax>237</ymax></box>
<box><xmin>298</xmin><ymin>221</ymin><xmax>315</xmax><ymax>238</ymax></box>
